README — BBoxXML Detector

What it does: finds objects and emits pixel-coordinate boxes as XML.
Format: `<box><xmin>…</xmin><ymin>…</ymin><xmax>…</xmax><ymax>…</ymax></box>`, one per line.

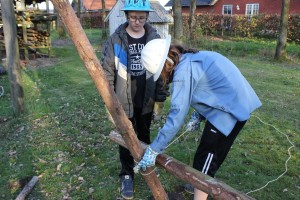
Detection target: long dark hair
<box><xmin>161</xmin><ymin>44</ymin><xmax>198</xmax><ymax>86</ymax></box>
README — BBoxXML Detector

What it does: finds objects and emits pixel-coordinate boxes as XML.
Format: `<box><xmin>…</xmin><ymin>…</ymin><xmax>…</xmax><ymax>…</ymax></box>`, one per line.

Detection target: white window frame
<box><xmin>222</xmin><ymin>4</ymin><xmax>233</xmax><ymax>15</ymax></box>
<box><xmin>245</xmin><ymin>3</ymin><xmax>259</xmax><ymax>17</ymax></box>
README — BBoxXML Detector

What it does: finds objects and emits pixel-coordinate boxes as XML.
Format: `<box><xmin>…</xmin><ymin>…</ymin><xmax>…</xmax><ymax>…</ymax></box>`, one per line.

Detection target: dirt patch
<box><xmin>21</xmin><ymin>57</ymin><xmax>57</xmax><ymax>70</ymax></box>
<box><xmin>51</xmin><ymin>38</ymin><xmax>74</xmax><ymax>47</ymax></box>
<box><xmin>20</xmin><ymin>38</ymin><xmax>74</xmax><ymax>69</ymax></box>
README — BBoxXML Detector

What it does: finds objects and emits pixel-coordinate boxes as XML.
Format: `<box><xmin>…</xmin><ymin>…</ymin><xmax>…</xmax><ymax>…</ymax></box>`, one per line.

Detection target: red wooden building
<box><xmin>81</xmin><ymin>0</ymin><xmax>117</xmax><ymax>11</ymax></box>
<box><xmin>165</xmin><ymin>0</ymin><xmax>300</xmax><ymax>16</ymax></box>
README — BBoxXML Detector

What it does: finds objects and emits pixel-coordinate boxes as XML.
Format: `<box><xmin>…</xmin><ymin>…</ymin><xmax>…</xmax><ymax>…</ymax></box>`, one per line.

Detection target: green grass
<box><xmin>0</xmin><ymin>29</ymin><xmax>299</xmax><ymax>200</ymax></box>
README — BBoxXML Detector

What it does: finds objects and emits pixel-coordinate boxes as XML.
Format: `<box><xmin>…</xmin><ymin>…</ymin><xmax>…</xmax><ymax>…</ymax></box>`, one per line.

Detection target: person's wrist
<box><xmin>148</xmin><ymin>146</ymin><xmax>158</xmax><ymax>156</ymax></box>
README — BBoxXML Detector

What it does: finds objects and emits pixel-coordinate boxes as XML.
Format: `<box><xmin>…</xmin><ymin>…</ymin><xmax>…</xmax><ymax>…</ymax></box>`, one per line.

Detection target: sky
<box><xmin>36</xmin><ymin>0</ymin><xmax>72</xmax><ymax>10</ymax></box>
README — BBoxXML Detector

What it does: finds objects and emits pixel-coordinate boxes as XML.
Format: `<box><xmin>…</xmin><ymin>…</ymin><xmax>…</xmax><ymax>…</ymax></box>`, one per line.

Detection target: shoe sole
<box><xmin>184</xmin><ymin>185</ymin><xmax>194</xmax><ymax>195</ymax></box>
<box><xmin>184</xmin><ymin>189</ymin><xmax>194</xmax><ymax>195</ymax></box>
<box><xmin>121</xmin><ymin>194</ymin><xmax>133</xmax><ymax>200</ymax></box>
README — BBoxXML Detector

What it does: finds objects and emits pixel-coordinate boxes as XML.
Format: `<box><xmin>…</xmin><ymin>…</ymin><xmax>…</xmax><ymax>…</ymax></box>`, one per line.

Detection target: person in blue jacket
<box><xmin>134</xmin><ymin>35</ymin><xmax>262</xmax><ymax>200</ymax></box>
<box><xmin>101</xmin><ymin>0</ymin><xmax>169</xmax><ymax>199</ymax></box>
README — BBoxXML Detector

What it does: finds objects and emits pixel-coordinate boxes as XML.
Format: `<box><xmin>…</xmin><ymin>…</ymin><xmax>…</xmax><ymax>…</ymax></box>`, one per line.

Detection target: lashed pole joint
<box><xmin>109</xmin><ymin>130</ymin><xmax>255</xmax><ymax>200</ymax></box>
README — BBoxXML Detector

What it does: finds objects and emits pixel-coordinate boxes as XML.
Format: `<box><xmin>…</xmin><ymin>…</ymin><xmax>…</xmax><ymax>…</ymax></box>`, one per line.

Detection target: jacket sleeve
<box><xmin>150</xmin><ymin>66</ymin><xmax>192</xmax><ymax>153</ymax></box>
<box><xmin>101</xmin><ymin>37</ymin><xmax>116</xmax><ymax>91</ymax></box>
<box><xmin>154</xmin><ymin>75</ymin><xmax>170</xmax><ymax>102</ymax></box>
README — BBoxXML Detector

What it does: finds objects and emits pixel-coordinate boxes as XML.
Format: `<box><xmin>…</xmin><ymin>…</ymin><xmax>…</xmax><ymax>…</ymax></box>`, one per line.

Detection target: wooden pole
<box><xmin>109</xmin><ymin>131</ymin><xmax>255</xmax><ymax>200</ymax></box>
<box><xmin>22</xmin><ymin>21</ymin><xmax>29</xmax><ymax>60</ymax></box>
<box><xmin>50</xmin><ymin>1</ymin><xmax>168</xmax><ymax>199</ymax></box>
<box><xmin>15</xmin><ymin>176</ymin><xmax>39</xmax><ymax>200</ymax></box>
<box><xmin>1</xmin><ymin>0</ymin><xmax>24</xmax><ymax>116</ymax></box>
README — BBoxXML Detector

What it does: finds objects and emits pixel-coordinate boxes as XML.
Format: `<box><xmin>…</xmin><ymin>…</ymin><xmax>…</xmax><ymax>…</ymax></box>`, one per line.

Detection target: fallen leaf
<box><xmin>78</xmin><ymin>177</ymin><xmax>84</xmax><ymax>182</ymax></box>
<box><xmin>8</xmin><ymin>151</ymin><xmax>17</xmax><ymax>157</ymax></box>
<box><xmin>57</xmin><ymin>163</ymin><xmax>62</xmax><ymax>171</ymax></box>
<box><xmin>38</xmin><ymin>158</ymin><xmax>47</xmax><ymax>163</ymax></box>
<box><xmin>89</xmin><ymin>187</ymin><xmax>94</xmax><ymax>194</ymax></box>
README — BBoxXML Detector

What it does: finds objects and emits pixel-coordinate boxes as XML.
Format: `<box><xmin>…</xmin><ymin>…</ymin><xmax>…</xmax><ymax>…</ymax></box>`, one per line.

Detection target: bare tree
<box><xmin>1</xmin><ymin>0</ymin><xmax>24</xmax><ymax>115</ymax></box>
<box><xmin>189</xmin><ymin>0</ymin><xmax>196</xmax><ymax>40</ymax></box>
<box><xmin>71</xmin><ymin>0</ymin><xmax>81</xmax><ymax>18</ymax></box>
<box><xmin>101</xmin><ymin>0</ymin><xmax>107</xmax><ymax>39</ymax></box>
<box><xmin>275</xmin><ymin>0</ymin><xmax>291</xmax><ymax>60</ymax></box>
<box><xmin>173</xmin><ymin>0</ymin><xmax>183</xmax><ymax>44</ymax></box>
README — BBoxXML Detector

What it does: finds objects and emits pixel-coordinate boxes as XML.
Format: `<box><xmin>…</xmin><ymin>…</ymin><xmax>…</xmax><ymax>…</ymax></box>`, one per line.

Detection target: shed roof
<box><xmin>148</xmin><ymin>1</ymin><xmax>173</xmax><ymax>23</ymax></box>
<box><xmin>82</xmin><ymin>0</ymin><xmax>116</xmax><ymax>10</ymax></box>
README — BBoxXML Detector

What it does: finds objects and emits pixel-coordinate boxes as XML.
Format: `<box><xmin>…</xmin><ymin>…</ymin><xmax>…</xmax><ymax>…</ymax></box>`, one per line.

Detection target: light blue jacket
<box><xmin>151</xmin><ymin>51</ymin><xmax>262</xmax><ymax>153</ymax></box>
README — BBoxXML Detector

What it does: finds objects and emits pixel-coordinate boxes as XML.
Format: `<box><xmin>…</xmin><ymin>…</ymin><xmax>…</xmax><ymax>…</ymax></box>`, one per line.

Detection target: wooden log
<box><xmin>50</xmin><ymin>0</ymin><xmax>168</xmax><ymax>199</ymax></box>
<box><xmin>15</xmin><ymin>176</ymin><xmax>39</xmax><ymax>200</ymax></box>
<box><xmin>109</xmin><ymin>131</ymin><xmax>255</xmax><ymax>200</ymax></box>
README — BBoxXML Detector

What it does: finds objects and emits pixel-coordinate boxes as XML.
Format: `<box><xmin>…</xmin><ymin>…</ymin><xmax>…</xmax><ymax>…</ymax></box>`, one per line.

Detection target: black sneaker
<box><xmin>184</xmin><ymin>183</ymin><xmax>194</xmax><ymax>194</ymax></box>
<box><xmin>121</xmin><ymin>175</ymin><xmax>133</xmax><ymax>199</ymax></box>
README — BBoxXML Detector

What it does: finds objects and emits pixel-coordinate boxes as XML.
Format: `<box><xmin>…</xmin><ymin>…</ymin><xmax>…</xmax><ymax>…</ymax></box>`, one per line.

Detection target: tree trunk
<box><xmin>101</xmin><ymin>0</ymin><xmax>107</xmax><ymax>39</ymax></box>
<box><xmin>77</xmin><ymin>0</ymin><xmax>81</xmax><ymax>19</ymax></box>
<box><xmin>173</xmin><ymin>0</ymin><xmax>183</xmax><ymax>44</ymax></box>
<box><xmin>109</xmin><ymin>131</ymin><xmax>255</xmax><ymax>200</ymax></box>
<box><xmin>50</xmin><ymin>1</ymin><xmax>168</xmax><ymax>199</ymax></box>
<box><xmin>1</xmin><ymin>0</ymin><xmax>24</xmax><ymax>116</ymax></box>
<box><xmin>189</xmin><ymin>0</ymin><xmax>196</xmax><ymax>40</ymax></box>
<box><xmin>275</xmin><ymin>0</ymin><xmax>290</xmax><ymax>60</ymax></box>
<box><xmin>57</xmin><ymin>17</ymin><xmax>67</xmax><ymax>38</ymax></box>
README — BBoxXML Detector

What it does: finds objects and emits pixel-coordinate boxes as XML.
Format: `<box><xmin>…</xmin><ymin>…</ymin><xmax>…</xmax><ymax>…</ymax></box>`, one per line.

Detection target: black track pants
<box><xmin>119</xmin><ymin>108</ymin><xmax>153</xmax><ymax>178</ymax></box>
<box><xmin>193</xmin><ymin>120</ymin><xmax>247</xmax><ymax>177</ymax></box>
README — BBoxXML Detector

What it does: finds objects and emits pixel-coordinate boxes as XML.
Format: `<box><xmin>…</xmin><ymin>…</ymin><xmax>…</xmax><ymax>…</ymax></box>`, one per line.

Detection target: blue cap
<box><xmin>121</xmin><ymin>0</ymin><xmax>154</xmax><ymax>12</ymax></box>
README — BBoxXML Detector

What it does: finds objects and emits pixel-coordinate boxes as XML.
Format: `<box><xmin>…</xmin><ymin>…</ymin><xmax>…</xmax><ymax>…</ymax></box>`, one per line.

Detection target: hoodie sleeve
<box><xmin>101</xmin><ymin>36</ymin><xmax>116</xmax><ymax>90</ymax></box>
<box><xmin>150</xmin><ymin>61</ymin><xmax>193</xmax><ymax>153</ymax></box>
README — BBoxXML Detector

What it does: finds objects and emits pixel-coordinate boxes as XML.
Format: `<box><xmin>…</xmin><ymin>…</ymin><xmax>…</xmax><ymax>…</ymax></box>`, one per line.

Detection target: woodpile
<box><xmin>0</xmin><ymin>26</ymin><xmax>50</xmax><ymax>51</ymax></box>
<box><xmin>17</xmin><ymin>28</ymin><xmax>50</xmax><ymax>48</ymax></box>
<box><xmin>0</xmin><ymin>10</ymin><xmax>56</xmax><ymax>58</ymax></box>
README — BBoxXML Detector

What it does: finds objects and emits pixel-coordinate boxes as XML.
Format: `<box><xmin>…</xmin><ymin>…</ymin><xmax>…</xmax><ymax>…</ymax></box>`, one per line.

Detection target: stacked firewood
<box><xmin>0</xmin><ymin>27</ymin><xmax>50</xmax><ymax>49</ymax></box>
<box><xmin>0</xmin><ymin>9</ymin><xmax>55</xmax><ymax>50</ymax></box>
<box><xmin>20</xmin><ymin>28</ymin><xmax>50</xmax><ymax>48</ymax></box>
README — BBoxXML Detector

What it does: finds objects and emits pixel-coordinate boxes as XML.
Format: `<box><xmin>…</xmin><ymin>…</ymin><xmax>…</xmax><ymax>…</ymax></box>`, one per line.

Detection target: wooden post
<box><xmin>109</xmin><ymin>131</ymin><xmax>255</xmax><ymax>200</ymax></box>
<box><xmin>22</xmin><ymin>21</ymin><xmax>29</xmax><ymax>60</ymax></box>
<box><xmin>50</xmin><ymin>1</ymin><xmax>168</xmax><ymax>199</ymax></box>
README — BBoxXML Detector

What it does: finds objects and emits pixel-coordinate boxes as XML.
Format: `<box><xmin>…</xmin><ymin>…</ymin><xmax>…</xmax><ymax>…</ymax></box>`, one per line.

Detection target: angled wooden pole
<box><xmin>109</xmin><ymin>131</ymin><xmax>255</xmax><ymax>200</ymax></box>
<box><xmin>50</xmin><ymin>0</ymin><xmax>168</xmax><ymax>199</ymax></box>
